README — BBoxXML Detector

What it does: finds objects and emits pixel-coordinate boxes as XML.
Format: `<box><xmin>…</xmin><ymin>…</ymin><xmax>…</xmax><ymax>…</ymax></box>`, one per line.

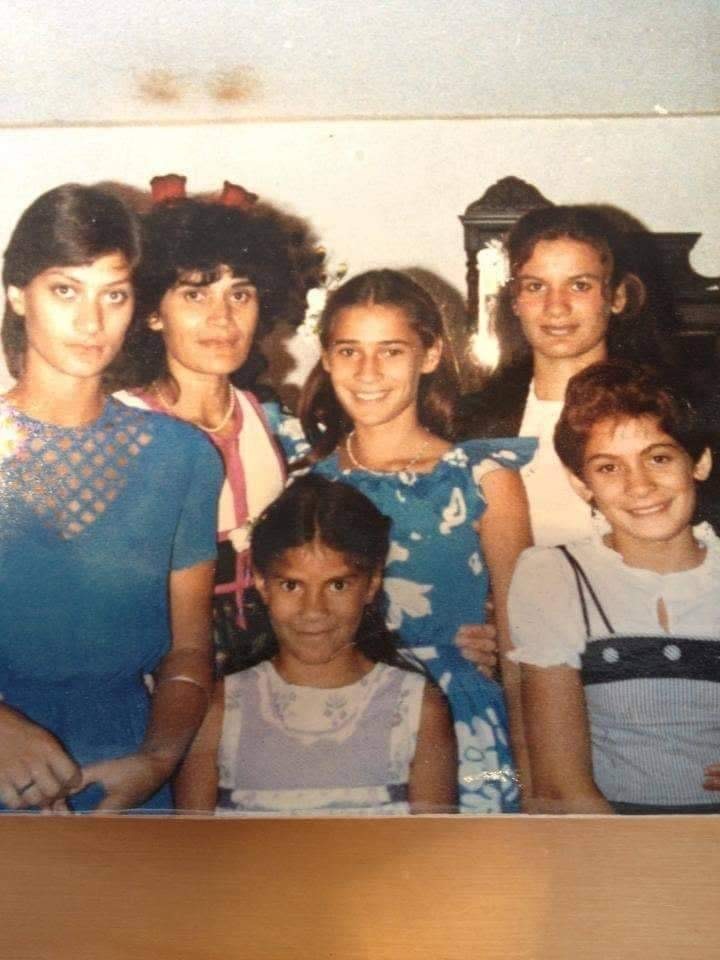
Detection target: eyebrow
<box><xmin>585</xmin><ymin>441</ymin><xmax>681</xmax><ymax>463</ymax></box>
<box><xmin>270</xmin><ymin>570</ymin><xmax>360</xmax><ymax>581</ymax></box>
<box><xmin>46</xmin><ymin>269</ymin><xmax>131</xmax><ymax>286</ymax></box>
<box><xmin>330</xmin><ymin>338</ymin><xmax>412</xmax><ymax>346</ymax></box>
<box><xmin>174</xmin><ymin>273</ymin><xmax>255</xmax><ymax>288</ymax></box>
<box><xmin>516</xmin><ymin>271</ymin><xmax>604</xmax><ymax>282</ymax></box>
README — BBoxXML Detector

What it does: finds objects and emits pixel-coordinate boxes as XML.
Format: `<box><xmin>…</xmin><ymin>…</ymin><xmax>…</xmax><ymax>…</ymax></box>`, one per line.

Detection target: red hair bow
<box><xmin>219</xmin><ymin>180</ymin><xmax>258</xmax><ymax>209</ymax></box>
<box><xmin>150</xmin><ymin>174</ymin><xmax>186</xmax><ymax>203</ymax></box>
<box><xmin>149</xmin><ymin>174</ymin><xmax>258</xmax><ymax>209</ymax></box>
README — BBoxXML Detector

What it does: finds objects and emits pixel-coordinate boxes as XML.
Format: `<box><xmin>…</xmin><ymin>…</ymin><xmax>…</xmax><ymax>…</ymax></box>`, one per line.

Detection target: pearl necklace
<box><xmin>345</xmin><ymin>430</ymin><xmax>432</xmax><ymax>476</ymax></box>
<box><xmin>154</xmin><ymin>382</ymin><xmax>235</xmax><ymax>434</ymax></box>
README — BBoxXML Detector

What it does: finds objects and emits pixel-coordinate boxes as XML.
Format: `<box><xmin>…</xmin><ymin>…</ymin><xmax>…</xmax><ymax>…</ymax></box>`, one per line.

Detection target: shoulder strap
<box><xmin>557</xmin><ymin>546</ymin><xmax>614</xmax><ymax>636</ymax></box>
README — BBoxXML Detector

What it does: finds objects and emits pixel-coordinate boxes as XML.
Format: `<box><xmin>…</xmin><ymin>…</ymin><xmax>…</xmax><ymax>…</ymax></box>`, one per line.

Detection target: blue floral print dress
<box><xmin>311</xmin><ymin>439</ymin><xmax>535</xmax><ymax>813</ymax></box>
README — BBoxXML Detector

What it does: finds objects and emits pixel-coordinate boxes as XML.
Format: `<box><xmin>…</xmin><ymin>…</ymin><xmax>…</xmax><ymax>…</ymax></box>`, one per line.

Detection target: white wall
<box><xmin>1</xmin><ymin>115</ymin><xmax>719</xmax><ymax>390</ymax></box>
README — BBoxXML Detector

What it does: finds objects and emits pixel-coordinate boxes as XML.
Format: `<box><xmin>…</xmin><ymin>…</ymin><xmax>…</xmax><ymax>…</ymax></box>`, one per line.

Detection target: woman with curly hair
<box><xmin>115</xmin><ymin>178</ymin><xmax>309</xmax><ymax>677</ymax></box>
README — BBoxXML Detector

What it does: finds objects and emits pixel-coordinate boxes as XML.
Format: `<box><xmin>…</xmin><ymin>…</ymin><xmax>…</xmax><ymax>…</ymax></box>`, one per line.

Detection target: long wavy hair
<box><xmin>299</xmin><ymin>269</ymin><xmax>461</xmax><ymax>459</ymax></box>
<box><xmin>2</xmin><ymin>184</ymin><xmax>141</xmax><ymax>380</ymax></box>
<box><xmin>112</xmin><ymin>198</ymin><xmax>294</xmax><ymax>392</ymax></box>
<box><xmin>244</xmin><ymin>476</ymin><xmax>422</xmax><ymax>672</ymax></box>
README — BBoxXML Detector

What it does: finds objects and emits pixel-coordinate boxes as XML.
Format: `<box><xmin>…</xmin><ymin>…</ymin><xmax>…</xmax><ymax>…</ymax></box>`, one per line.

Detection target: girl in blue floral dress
<box><xmin>298</xmin><ymin>270</ymin><xmax>534</xmax><ymax>812</ymax></box>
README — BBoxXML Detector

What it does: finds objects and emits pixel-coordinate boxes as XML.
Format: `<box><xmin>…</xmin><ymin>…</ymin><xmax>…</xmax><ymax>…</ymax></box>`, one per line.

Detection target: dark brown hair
<box><xmin>113</xmin><ymin>198</ymin><xmax>293</xmax><ymax>391</ymax></box>
<box><xmin>495</xmin><ymin>205</ymin><xmax>653</xmax><ymax>369</ymax></box>
<box><xmin>247</xmin><ymin>475</ymin><xmax>421</xmax><ymax>672</ymax></box>
<box><xmin>554</xmin><ymin>359</ymin><xmax>709</xmax><ymax>478</ymax></box>
<box><xmin>299</xmin><ymin>269</ymin><xmax>460</xmax><ymax>458</ymax></box>
<box><xmin>2</xmin><ymin>184</ymin><xmax>141</xmax><ymax>378</ymax></box>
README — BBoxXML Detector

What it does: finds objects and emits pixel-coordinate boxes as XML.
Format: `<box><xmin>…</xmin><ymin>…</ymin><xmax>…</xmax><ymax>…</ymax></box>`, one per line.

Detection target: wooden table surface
<box><xmin>0</xmin><ymin>815</ymin><xmax>717</xmax><ymax>959</ymax></box>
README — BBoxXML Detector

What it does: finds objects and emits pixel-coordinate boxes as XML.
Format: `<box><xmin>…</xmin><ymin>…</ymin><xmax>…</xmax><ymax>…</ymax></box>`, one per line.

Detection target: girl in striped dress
<box><xmin>510</xmin><ymin>360</ymin><xmax>720</xmax><ymax>814</ymax></box>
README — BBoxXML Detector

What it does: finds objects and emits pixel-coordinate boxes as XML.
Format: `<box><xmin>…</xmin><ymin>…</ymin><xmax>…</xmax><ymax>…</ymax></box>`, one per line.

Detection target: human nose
<box><xmin>301</xmin><ymin>585</ymin><xmax>329</xmax><ymax>618</ymax></box>
<box><xmin>208</xmin><ymin>293</ymin><xmax>232</xmax><ymax>326</ymax></box>
<box><xmin>544</xmin><ymin>285</ymin><xmax>570</xmax><ymax>316</ymax></box>
<box><xmin>75</xmin><ymin>295</ymin><xmax>103</xmax><ymax>336</ymax></box>
<box><xmin>354</xmin><ymin>351</ymin><xmax>380</xmax><ymax>382</ymax></box>
<box><xmin>624</xmin><ymin>462</ymin><xmax>655</xmax><ymax>496</ymax></box>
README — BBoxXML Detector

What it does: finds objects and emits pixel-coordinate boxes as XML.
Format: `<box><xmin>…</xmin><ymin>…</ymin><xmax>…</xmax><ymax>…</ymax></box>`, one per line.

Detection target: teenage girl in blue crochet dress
<box><xmin>0</xmin><ymin>184</ymin><xmax>221</xmax><ymax>812</ymax></box>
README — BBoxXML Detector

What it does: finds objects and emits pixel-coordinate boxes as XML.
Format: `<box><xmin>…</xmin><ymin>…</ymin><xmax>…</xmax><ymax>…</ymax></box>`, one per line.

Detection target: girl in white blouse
<box><xmin>509</xmin><ymin>360</ymin><xmax>720</xmax><ymax>814</ymax></box>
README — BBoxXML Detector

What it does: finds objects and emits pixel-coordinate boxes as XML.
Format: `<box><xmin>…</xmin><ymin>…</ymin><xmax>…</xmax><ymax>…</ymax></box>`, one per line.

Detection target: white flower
<box><xmin>384</xmin><ymin>577</ymin><xmax>433</xmax><ymax>630</ymax></box>
<box><xmin>278</xmin><ymin>417</ymin><xmax>306</xmax><ymax>441</ymax></box>
<box><xmin>386</xmin><ymin>541</ymin><xmax>409</xmax><ymax>564</ymax></box>
<box><xmin>297</xmin><ymin>257</ymin><xmax>349</xmax><ymax>343</ymax></box>
<box><xmin>468</xmin><ymin>552</ymin><xmax>484</xmax><ymax>576</ymax></box>
<box><xmin>439</xmin><ymin>487</ymin><xmax>467</xmax><ymax>535</ymax></box>
<box><xmin>443</xmin><ymin>447</ymin><xmax>468</xmax><ymax>468</ymax></box>
<box><xmin>305</xmin><ymin>287</ymin><xmax>328</xmax><ymax>313</ymax></box>
<box><xmin>469</xmin><ymin>238</ymin><xmax>510</xmax><ymax>372</ymax></box>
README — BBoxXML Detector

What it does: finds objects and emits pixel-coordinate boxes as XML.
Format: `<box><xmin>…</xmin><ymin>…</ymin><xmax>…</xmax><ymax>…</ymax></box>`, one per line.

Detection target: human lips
<box><xmin>351</xmin><ymin>390</ymin><xmax>389</xmax><ymax>402</ymax></box>
<box><xmin>292</xmin><ymin>624</ymin><xmax>334</xmax><ymax>638</ymax></box>
<box><xmin>67</xmin><ymin>342</ymin><xmax>104</xmax><ymax>358</ymax></box>
<box><xmin>625</xmin><ymin>500</ymin><xmax>671</xmax><ymax>518</ymax></box>
<box><xmin>539</xmin><ymin>323</ymin><xmax>579</xmax><ymax>337</ymax></box>
<box><xmin>198</xmin><ymin>337</ymin><xmax>240</xmax><ymax>349</ymax></box>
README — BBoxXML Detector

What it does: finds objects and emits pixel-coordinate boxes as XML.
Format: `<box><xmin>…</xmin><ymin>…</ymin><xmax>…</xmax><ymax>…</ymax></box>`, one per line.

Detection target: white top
<box><xmin>518</xmin><ymin>384</ymin><xmax>595</xmax><ymax>547</ymax></box>
<box><xmin>508</xmin><ymin>524</ymin><xmax>720</xmax><ymax>807</ymax></box>
<box><xmin>509</xmin><ymin>523</ymin><xmax>720</xmax><ymax>668</ymax></box>
<box><xmin>217</xmin><ymin>661</ymin><xmax>426</xmax><ymax>815</ymax></box>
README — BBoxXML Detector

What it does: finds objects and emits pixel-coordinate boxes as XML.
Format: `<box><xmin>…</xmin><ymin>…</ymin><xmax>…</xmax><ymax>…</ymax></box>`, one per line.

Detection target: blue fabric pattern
<box><xmin>0</xmin><ymin>398</ymin><xmax>223</xmax><ymax>812</ymax></box>
<box><xmin>261</xmin><ymin>402</ymin><xmax>310</xmax><ymax>466</ymax></box>
<box><xmin>311</xmin><ymin>438</ymin><xmax>536</xmax><ymax>813</ymax></box>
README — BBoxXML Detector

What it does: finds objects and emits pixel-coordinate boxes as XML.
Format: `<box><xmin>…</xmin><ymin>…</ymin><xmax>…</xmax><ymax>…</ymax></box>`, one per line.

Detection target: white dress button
<box><xmin>602</xmin><ymin>647</ymin><xmax>619</xmax><ymax>663</ymax></box>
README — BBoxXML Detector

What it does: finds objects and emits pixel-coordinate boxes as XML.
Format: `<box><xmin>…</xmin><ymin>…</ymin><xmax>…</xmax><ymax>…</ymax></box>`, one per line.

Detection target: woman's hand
<box><xmin>0</xmin><ymin>704</ymin><xmax>81</xmax><ymax>809</ymax></box>
<box><xmin>454</xmin><ymin>623</ymin><xmax>498</xmax><ymax>679</ymax></box>
<box><xmin>76</xmin><ymin>751</ymin><xmax>172</xmax><ymax>813</ymax></box>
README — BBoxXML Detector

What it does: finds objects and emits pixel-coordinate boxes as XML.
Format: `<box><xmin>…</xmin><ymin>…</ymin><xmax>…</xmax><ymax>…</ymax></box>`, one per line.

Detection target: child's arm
<box><xmin>173</xmin><ymin>680</ymin><xmax>225</xmax><ymax>812</ymax></box>
<box><xmin>522</xmin><ymin>664</ymin><xmax>613</xmax><ymax>814</ymax></box>
<box><xmin>475</xmin><ymin>467</ymin><xmax>533</xmax><ymax>803</ymax></box>
<box><xmin>408</xmin><ymin>684</ymin><xmax>458</xmax><ymax>813</ymax></box>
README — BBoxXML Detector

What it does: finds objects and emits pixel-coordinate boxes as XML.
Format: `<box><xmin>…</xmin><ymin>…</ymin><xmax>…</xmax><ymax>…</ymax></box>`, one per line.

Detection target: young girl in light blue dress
<box><xmin>297</xmin><ymin>270</ymin><xmax>535</xmax><ymax>812</ymax></box>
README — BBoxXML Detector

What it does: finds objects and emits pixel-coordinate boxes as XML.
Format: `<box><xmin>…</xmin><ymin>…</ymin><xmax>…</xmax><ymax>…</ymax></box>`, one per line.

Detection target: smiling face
<box><xmin>321</xmin><ymin>302</ymin><xmax>441</xmax><ymax>432</ymax></box>
<box><xmin>512</xmin><ymin>237</ymin><xmax>627</xmax><ymax>367</ymax></box>
<box><xmin>255</xmin><ymin>541</ymin><xmax>381</xmax><ymax>672</ymax></box>
<box><xmin>6</xmin><ymin>252</ymin><xmax>134</xmax><ymax>386</ymax></box>
<box><xmin>570</xmin><ymin>415</ymin><xmax>712</xmax><ymax>555</ymax></box>
<box><xmin>150</xmin><ymin>266</ymin><xmax>259</xmax><ymax>380</ymax></box>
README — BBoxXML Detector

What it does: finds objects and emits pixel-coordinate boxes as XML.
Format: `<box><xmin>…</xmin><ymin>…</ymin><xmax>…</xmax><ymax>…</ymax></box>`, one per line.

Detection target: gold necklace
<box><xmin>154</xmin><ymin>382</ymin><xmax>235</xmax><ymax>434</ymax></box>
<box><xmin>345</xmin><ymin>430</ymin><xmax>432</xmax><ymax>475</ymax></box>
